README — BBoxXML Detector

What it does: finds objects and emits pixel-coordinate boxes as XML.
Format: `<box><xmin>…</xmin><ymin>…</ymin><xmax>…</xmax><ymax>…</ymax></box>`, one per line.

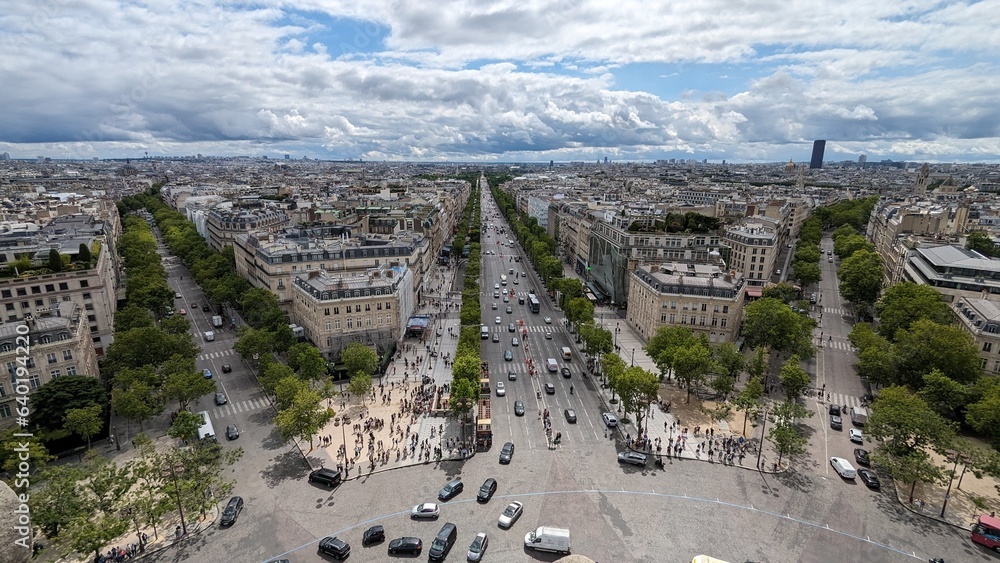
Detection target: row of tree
<box><xmin>790</xmin><ymin>215</ymin><xmax>822</xmax><ymax>288</ymax></box>
<box><xmin>488</xmin><ymin>176</ymin><xmax>564</xmax><ymax>286</ymax></box>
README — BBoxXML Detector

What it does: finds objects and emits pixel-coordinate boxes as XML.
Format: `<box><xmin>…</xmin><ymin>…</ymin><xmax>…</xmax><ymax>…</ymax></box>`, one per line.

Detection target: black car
<box><xmin>215</xmin><ymin>392</ymin><xmax>228</xmax><ymax>405</ymax></box>
<box><xmin>362</xmin><ymin>525</ymin><xmax>385</xmax><ymax>546</ymax></box>
<box><xmin>219</xmin><ymin>496</ymin><xmax>243</xmax><ymax>526</ymax></box>
<box><xmin>221</xmin><ymin>363</ymin><xmax>232</xmax><ymax>373</ymax></box>
<box><xmin>202</xmin><ymin>304</ymin><xmax>211</xmax><ymax>312</ymax></box>
<box><xmin>829</xmin><ymin>404</ymin><xmax>841</xmax><ymax>416</ymax></box>
<box><xmin>499</xmin><ymin>441</ymin><xmax>514</xmax><ymax>464</ymax></box>
<box><xmin>854</xmin><ymin>448</ymin><xmax>870</xmax><ymax>466</ymax></box>
<box><xmin>318</xmin><ymin>536</ymin><xmax>351</xmax><ymax>559</ymax></box>
<box><xmin>507</xmin><ymin>371</ymin><xmax>517</xmax><ymax>381</ymax></box>
<box><xmin>544</xmin><ymin>383</ymin><xmax>555</xmax><ymax>394</ymax></box>
<box><xmin>226</xmin><ymin>424</ymin><xmax>239</xmax><ymax>440</ymax></box>
<box><xmin>513</xmin><ymin>400</ymin><xmax>525</xmax><ymax>416</ymax></box>
<box><xmin>308</xmin><ymin>468</ymin><xmax>342</xmax><ymax>488</ymax></box>
<box><xmin>830</xmin><ymin>415</ymin><xmax>843</xmax><ymax>430</ymax></box>
<box><xmin>858</xmin><ymin>468</ymin><xmax>881</xmax><ymax>490</ymax></box>
<box><xmin>387</xmin><ymin>537</ymin><xmax>422</xmax><ymax>555</ymax></box>
<box><xmin>564</xmin><ymin>409</ymin><xmax>577</xmax><ymax>423</ymax></box>
<box><xmin>438</xmin><ymin>479</ymin><xmax>463</xmax><ymax>501</ymax></box>
<box><xmin>477</xmin><ymin>478</ymin><xmax>497</xmax><ymax>503</ymax></box>
<box><xmin>560</xmin><ymin>367</ymin><xmax>571</xmax><ymax>378</ymax></box>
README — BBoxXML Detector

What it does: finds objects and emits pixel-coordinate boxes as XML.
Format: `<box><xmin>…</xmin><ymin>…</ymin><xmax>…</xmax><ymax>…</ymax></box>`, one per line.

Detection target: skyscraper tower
<box><xmin>810</xmin><ymin>140</ymin><xmax>826</xmax><ymax>169</ymax></box>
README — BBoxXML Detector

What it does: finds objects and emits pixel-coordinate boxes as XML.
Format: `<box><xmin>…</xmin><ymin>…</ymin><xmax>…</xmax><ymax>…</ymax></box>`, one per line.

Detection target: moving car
<box><xmin>513</xmin><ymin>401</ymin><xmax>524</xmax><ymax>416</ymax></box>
<box><xmin>492</xmin><ymin>333</ymin><xmax>500</xmax><ymax>342</ymax></box>
<box><xmin>179</xmin><ymin>309</ymin><xmax>187</xmax><ymax>315</ymax></box>
<box><xmin>564</xmin><ymin>409</ymin><xmax>577</xmax><ymax>423</ymax></box>
<box><xmin>618</xmin><ymin>451</ymin><xmax>647</xmax><ymax>466</ymax></box>
<box><xmin>511</xmin><ymin>337</ymin><xmax>519</xmax><ymax>347</ymax></box>
<box><xmin>496</xmin><ymin>382</ymin><xmax>506</xmax><ymax>396</ymax></box>
<box><xmin>175</xmin><ymin>292</ymin><xmax>182</xmax><ymax>299</ymax></box>
<box><xmin>849</xmin><ymin>428</ymin><xmax>864</xmax><ymax>444</ymax></box>
<box><xmin>317</xmin><ymin>536</ymin><xmax>351</xmax><ymax>559</ymax></box>
<box><xmin>492</xmin><ymin>303</ymin><xmax>498</xmax><ymax>310</ymax></box>
<box><xmin>560</xmin><ymin>367</ymin><xmax>571</xmax><ymax>378</ymax></box>
<box><xmin>203</xmin><ymin>369</ymin><xmax>213</xmax><ymax>379</ymax></box>
<box><xmin>221</xmin><ymin>363</ymin><xmax>232</xmax><ymax>373</ymax></box>
<box><xmin>362</xmin><ymin>525</ymin><xmax>385</xmax><ymax>546</ymax></box>
<box><xmin>308</xmin><ymin>468</ymin><xmax>342</xmax><ymax>488</ymax></box>
<box><xmin>544</xmin><ymin>317</ymin><xmax>552</xmax><ymax>324</ymax></box>
<box><xmin>494</xmin><ymin>283</ymin><xmax>500</xmax><ymax>290</ymax></box>
<box><xmin>828</xmin><ymin>404</ymin><xmax>841</xmax><ymax>416</ymax></box>
<box><xmin>498</xmin><ymin>501</ymin><xmax>523</xmax><ymax>528</ymax></box>
<box><xmin>830</xmin><ymin>457</ymin><xmax>857</xmax><ymax>479</ymax></box>
<box><xmin>544</xmin><ymin>332</ymin><xmax>552</xmax><ymax>339</ymax></box>
<box><xmin>508</xmin><ymin>323</ymin><xmax>515</xmax><ymax>332</ymax></box>
<box><xmin>504</xmin><ymin>350</ymin><xmax>513</xmax><ymax>361</ymax></box>
<box><xmin>499</xmin><ymin>441</ymin><xmax>514</xmax><ymax>464</ymax></box>
<box><xmin>412</xmin><ymin>503</ymin><xmax>440</xmax><ymax>519</ymax></box>
<box><xmin>830</xmin><ymin>415</ymin><xmax>843</xmax><ymax>430</ymax></box>
<box><xmin>438</xmin><ymin>479</ymin><xmax>464</xmax><ymax>501</ymax></box>
<box><xmin>544</xmin><ymin>383</ymin><xmax>555</xmax><ymax>394</ymax></box>
<box><xmin>202</xmin><ymin>304</ymin><xmax>210</xmax><ymax>312</ymax></box>
<box><xmin>466</xmin><ymin>532</ymin><xmax>489</xmax><ymax>562</ymax></box>
<box><xmin>215</xmin><ymin>392</ymin><xmax>227</xmax><ymax>405</ymax></box>
<box><xmin>388</xmin><ymin>537</ymin><xmax>422</xmax><ymax>555</ymax></box>
<box><xmin>507</xmin><ymin>371</ymin><xmax>516</xmax><ymax>381</ymax></box>
<box><xmin>219</xmin><ymin>496</ymin><xmax>244</xmax><ymax>526</ymax></box>
<box><xmin>603</xmin><ymin>413</ymin><xmax>618</xmax><ymax>427</ymax></box>
<box><xmin>495</xmin><ymin>316</ymin><xmax>501</xmax><ymax>324</ymax></box>
<box><xmin>854</xmin><ymin>448</ymin><xmax>870</xmax><ymax>466</ymax></box>
<box><xmin>225</xmin><ymin>425</ymin><xmax>239</xmax><ymax>440</ymax></box>
<box><xmin>477</xmin><ymin>478</ymin><xmax>497</xmax><ymax>503</ymax></box>
<box><xmin>428</xmin><ymin>522</ymin><xmax>458</xmax><ymax>561</ymax></box>
<box><xmin>506</xmin><ymin>306</ymin><xmax>512</xmax><ymax>314</ymax></box>
<box><xmin>858</xmin><ymin>468</ymin><xmax>881</xmax><ymax>489</ymax></box>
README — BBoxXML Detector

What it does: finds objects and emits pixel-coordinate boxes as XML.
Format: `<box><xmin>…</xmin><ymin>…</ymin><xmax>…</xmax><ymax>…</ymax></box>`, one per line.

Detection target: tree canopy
<box><xmin>873</xmin><ymin>282</ymin><xmax>952</xmax><ymax>341</ymax></box>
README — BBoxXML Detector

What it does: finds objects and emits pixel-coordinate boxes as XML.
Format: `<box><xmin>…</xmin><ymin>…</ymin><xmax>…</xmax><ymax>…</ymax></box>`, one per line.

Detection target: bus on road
<box><xmin>972</xmin><ymin>513</ymin><xmax>1000</xmax><ymax>551</ymax></box>
<box><xmin>528</xmin><ymin>295</ymin><xmax>540</xmax><ymax>313</ymax></box>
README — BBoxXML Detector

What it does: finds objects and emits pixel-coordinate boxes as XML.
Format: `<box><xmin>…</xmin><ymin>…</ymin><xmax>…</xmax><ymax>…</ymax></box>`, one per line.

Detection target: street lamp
<box><xmin>631</xmin><ymin>348</ymin><xmax>636</xmax><ymax>367</ymax></box>
<box><xmin>756</xmin><ymin>406</ymin><xmax>769</xmax><ymax>470</ymax></box>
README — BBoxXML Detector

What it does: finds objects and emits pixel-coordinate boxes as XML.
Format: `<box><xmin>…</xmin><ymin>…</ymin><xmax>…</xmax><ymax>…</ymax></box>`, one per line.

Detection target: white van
<box><xmin>561</xmin><ymin>347</ymin><xmax>572</xmax><ymax>361</ymax></box>
<box><xmin>204</xmin><ymin>331</ymin><xmax>215</xmax><ymax>342</ymax></box>
<box><xmin>830</xmin><ymin>457</ymin><xmax>857</xmax><ymax>479</ymax></box>
<box><xmin>524</xmin><ymin>526</ymin><xmax>570</xmax><ymax>555</ymax></box>
<box><xmin>481</xmin><ymin>326</ymin><xmax>490</xmax><ymax>339</ymax></box>
<box><xmin>546</xmin><ymin>358</ymin><xmax>559</xmax><ymax>373</ymax></box>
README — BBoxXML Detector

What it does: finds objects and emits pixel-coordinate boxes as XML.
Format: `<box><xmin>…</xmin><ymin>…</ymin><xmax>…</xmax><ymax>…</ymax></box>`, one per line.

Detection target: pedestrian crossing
<box><xmin>822</xmin><ymin>307</ymin><xmax>849</xmax><ymax>316</ymax></box>
<box><xmin>487</xmin><ymin>325</ymin><xmax>560</xmax><ymax>334</ymax></box>
<box><xmin>198</xmin><ymin>349</ymin><xmax>235</xmax><ymax>361</ymax></box>
<box><xmin>821</xmin><ymin>340</ymin><xmax>857</xmax><ymax>352</ymax></box>
<box><xmin>827</xmin><ymin>392</ymin><xmax>864</xmax><ymax>410</ymax></box>
<box><xmin>212</xmin><ymin>397</ymin><xmax>270</xmax><ymax>419</ymax></box>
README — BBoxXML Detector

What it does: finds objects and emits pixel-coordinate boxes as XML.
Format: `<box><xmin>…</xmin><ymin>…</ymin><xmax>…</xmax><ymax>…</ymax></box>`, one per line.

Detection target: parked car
<box><xmin>466</xmin><ymin>532</ymin><xmax>489</xmax><ymax>562</ymax></box>
<box><xmin>849</xmin><ymin>428</ymin><xmax>864</xmax><ymax>444</ymax></box>
<box><xmin>387</xmin><ymin>537</ymin><xmax>422</xmax><ymax>555</ymax></box>
<box><xmin>362</xmin><ymin>525</ymin><xmax>385</xmax><ymax>546</ymax></box>
<box><xmin>602</xmin><ymin>412</ymin><xmax>618</xmax><ymax>427</ymax></box>
<box><xmin>477</xmin><ymin>478</ymin><xmax>497</xmax><ymax>503</ymax></box>
<box><xmin>219</xmin><ymin>496</ymin><xmax>244</xmax><ymax>526</ymax></box>
<box><xmin>215</xmin><ymin>392</ymin><xmax>227</xmax><ymax>405</ymax></box>
<box><xmin>179</xmin><ymin>309</ymin><xmax>187</xmax><ymax>315</ymax></box>
<box><xmin>221</xmin><ymin>363</ymin><xmax>232</xmax><ymax>373</ymax></box>
<box><xmin>858</xmin><ymin>468</ymin><xmax>881</xmax><ymax>490</ymax></box>
<box><xmin>854</xmin><ymin>448</ymin><xmax>870</xmax><ymax>466</ymax></box>
<box><xmin>411</xmin><ymin>503</ymin><xmax>440</xmax><ymax>519</ymax></box>
<box><xmin>497</xmin><ymin>501</ymin><xmax>523</xmax><ymax>528</ymax></box>
<box><xmin>317</xmin><ymin>536</ymin><xmax>351</xmax><ymax>559</ymax></box>
<box><xmin>438</xmin><ymin>479</ymin><xmax>464</xmax><ymax>501</ymax></box>
<box><xmin>830</xmin><ymin>457</ymin><xmax>857</xmax><ymax>479</ymax></box>
<box><xmin>499</xmin><ymin>442</ymin><xmax>514</xmax><ymax>464</ymax></box>
<box><xmin>618</xmin><ymin>451</ymin><xmax>647</xmax><ymax>466</ymax></box>
<box><xmin>544</xmin><ymin>383</ymin><xmax>555</xmax><ymax>394</ymax></box>
<box><xmin>564</xmin><ymin>409</ymin><xmax>577</xmax><ymax>423</ymax></box>
<box><xmin>513</xmin><ymin>401</ymin><xmax>524</xmax><ymax>416</ymax></box>
<box><xmin>225</xmin><ymin>425</ymin><xmax>239</xmax><ymax>440</ymax></box>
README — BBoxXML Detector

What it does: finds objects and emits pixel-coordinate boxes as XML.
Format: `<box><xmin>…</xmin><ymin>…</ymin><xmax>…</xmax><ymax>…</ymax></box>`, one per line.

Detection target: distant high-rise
<box><xmin>858</xmin><ymin>154</ymin><xmax>867</xmax><ymax>165</ymax></box>
<box><xmin>809</xmin><ymin>140</ymin><xmax>826</xmax><ymax>169</ymax></box>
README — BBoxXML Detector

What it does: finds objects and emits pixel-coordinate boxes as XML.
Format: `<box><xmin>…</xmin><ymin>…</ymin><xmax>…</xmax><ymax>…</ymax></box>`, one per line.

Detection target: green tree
<box><xmin>965</xmin><ymin>231</ymin><xmax>1000</xmax><ymax>258</ymax></box>
<box><xmin>833</xmin><ymin>233</ymin><xmax>875</xmax><ymax>259</ymax></box>
<box><xmin>741</xmin><ymin>298</ymin><xmax>814</xmax><ymax>356</ymax></box>
<box><xmin>874</xmin><ymin>282</ymin><xmax>952</xmax><ymax>341</ymax></box>
<box><xmin>767</xmin><ymin>423</ymin><xmax>808</xmax><ymax>468</ymax></box>
<box><xmin>114</xmin><ymin>305</ymin><xmax>154</xmax><ymax>333</ymax></box>
<box><xmin>0</xmin><ymin>428</ymin><xmax>53</xmax><ymax>477</ymax></box>
<box><xmin>167</xmin><ymin>411</ymin><xmax>204</xmax><ymax>443</ymax></box>
<box><xmin>63</xmin><ymin>403</ymin><xmax>104</xmax><ymax>450</ymax></box>
<box><xmin>449</xmin><ymin>378</ymin><xmax>479</xmax><ymax>432</ymax></box>
<box><xmin>564</xmin><ymin>297</ymin><xmax>595</xmax><ymax>341</ymax></box>
<box><xmin>160</xmin><ymin>313</ymin><xmax>192</xmax><ymax>335</ymax></box>
<box><xmin>732</xmin><ymin>376</ymin><xmax>764</xmax><ymax>436</ymax></box>
<box><xmin>918</xmin><ymin>369</ymin><xmax>971</xmax><ymax>421</ymax></box>
<box><xmin>29</xmin><ymin>375</ymin><xmax>108</xmax><ymax>432</ymax></box>
<box><xmin>966</xmin><ymin>379</ymin><xmax>1000</xmax><ymax>449</ymax></box>
<box><xmin>340</xmin><ymin>342</ymin><xmax>379</xmax><ymax>379</ymax></box>
<box><xmin>672</xmin><ymin>340</ymin><xmax>715</xmax><ymax>402</ymax></box>
<box><xmin>288</xmin><ymin>343</ymin><xmax>328</xmax><ymax>384</ymax></box>
<box><xmin>837</xmin><ymin>249</ymin><xmax>883</xmax><ymax>308</ymax></box>
<box><xmin>451</xmin><ymin>355</ymin><xmax>482</xmax><ymax>384</ymax></box>
<box><xmin>274</xmin><ymin>387</ymin><xmax>334</xmax><ymax>451</ymax></box>
<box><xmin>893</xmin><ymin>318</ymin><xmax>982</xmax><ymax>388</ymax></box>
<box><xmin>645</xmin><ymin>326</ymin><xmax>696</xmax><ymax>381</ymax></box>
<box><xmin>348</xmin><ymin>373</ymin><xmax>374</xmax><ymax>404</ymax></box>
<box><xmin>161</xmin><ymin>368</ymin><xmax>216</xmax><ymax>411</ymax></box>
<box><xmin>48</xmin><ymin>248</ymin><xmax>63</xmax><ymax>271</ymax></box>
<box><xmin>792</xmin><ymin>261</ymin><xmax>821</xmax><ymax>287</ymax></box>
<box><xmin>77</xmin><ymin>242</ymin><xmax>92</xmax><ymax>266</ymax></box>
<box><xmin>234</xmin><ymin>326</ymin><xmax>276</xmax><ymax>365</ymax></box>
<box><xmin>778</xmin><ymin>355</ymin><xmax>811</xmax><ymax>402</ymax></box>
<box><xmin>855</xmin><ymin>345</ymin><xmax>897</xmax><ymax>388</ymax></box>
<box><xmin>32</xmin><ymin>465</ymin><xmax>87</xmax><ymax>537</ymax></box>
<box><xmin>111</xmin><ymin>382</ymin><xmax>163</xmax><ymax>433</ymax></box>
<box><xmin>872</xmin><ymin>448</ymin><xmax>945</xmax><ymax>504</ymax></box>
<box><xmin>616</xmin><ymin>366</ymin><xmax>659</xmax><ymax>429</ymax></box>
<box><xmin>761</xmin><ymin>282</ymin><xmax>800</xmax><ymax>304</ymax></box>
<box><xmin>602</xmin><ymin>353</ymin><xmax>627</xmax><ymax>403</ymax></box>
<box><xmin>866</xmin><ymin>385</ymin><xmax>955</xmax><ymax>456</ymax></box>
<box><xmin>259</xmin><ymin>360</ymin><xmax>296</xmax><ymax>397</ymax></box>
<box><xmin>274</xmin><ymin>376</ymin><xmax>309</xmax><ymax>412</ymax></box>
<box><xmin>831</xmin><ymin>224</ymin><xmax>856</xmax><ymax>241</ymax></box>
<box><xmin>793</xmin><ymin>244</ymin><xmax>821</xmax><ymax>264</ymax></box>
<box><xmin>104</xmin><ymin>326</ymin><xmax>198</xmax><ymax>377</ymax></box>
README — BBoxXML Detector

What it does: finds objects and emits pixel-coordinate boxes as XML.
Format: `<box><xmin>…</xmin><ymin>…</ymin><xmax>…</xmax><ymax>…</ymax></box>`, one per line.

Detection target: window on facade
<box><xmin>35</xmin><ymin>299</ymin><xmax>44</xmax><ymax>307</ymax></box>
<box><xmin>660</xmin><ymin>314</ymin><xmax>667</xmax><ymax>322</ymax></box>
<box><xmin>28</xmin><ymin>374</ymin><xmax>40</xmax><ymax>389</ymax></box>
<box><xmin>59</xmin><ymin>282</ymin><xmax>68</xmax><ymax>290</ymax></box>
<box><xmin>386</xmin><ymin>302</ymin><xmax>391</xmax><ymax>310</ymax></box>
<box><xmin>345</xmin><ymin>305</ymin><xmax>352</xmax><ymax>313</ymax></box>
<box><xmin>50</xmin><ymin>369</ymin><xmax>60</xmax><ymax>378</ymax></box>
<box><xmin>79</xmin><ymin>280</ymin><xmax>88</xmax><ymax>288</ymax></box>
<box><xmin>16</xmin><ymin>288</ymin><xmax>26</xmax><ymax>296</ymax></box>
<box><xmin>66</xmin><ymin>365</ymin><xmax>77</xmax><ymax>375</ymax></box>
<box><xmin>982</xmin><ymin>358</ymin><xmax>989</xmax><ymax>369</ymax></box>
<box><xmin>721</xmin><ymin>318</ymin><xmax>728</xmax><ymax>328</ymax></box>
<box><xmin>45</xmin><ymin>284</ymin><xmax>55</xmax><ymax>292</ymax></box>
<box><xmin>356</xmin><ymin>317</ymin><xmax>362</xmax><ymax>328</ymax></box>
<box><xmin>377</xmin><ymin>303</ymin><xmax>382</xmax><ymax>310</ymax></box>
<box><xmin>984</xmin><ymin>342</ymin><xmax>993</xmax><ymax>352</ymax></box>
<box><xmin>31</xmin><ymin>286</ymin><xmax>40</xmax><ymax>294</ymax></box>
<box><xmin>4</xmin><ymin>304</ymin><xmax>12</xmax><ymax>311</ymax></box>
<box><xmin>82</xmin><ymin>292</ymin><xmax>91</xmax><ymax>299</ymax></box>
<box><xmin>365</xmin><ymin>304</ymin><xmax>371</xmax><ymax>311</ymax></box>
<box><xmin>324</xmin><ymin>308</ymin><xmax>330</xmax><ymax>316</ymax></box>
<box><xmin>0</xmin><ymin>404</ymin><xmax>11</xmax><ymax>419</ymax></box>
<box><xmin>325</xmin><ymin>321</ymin><xmax>332</xmax><ymax>331</ymax></box>
<box><xmin>0</xmin><ymin>383</ymin><xmax>5</xmax><ymax>397</ymax></box>
<box><xmin>366</xmin><ymin>317</ymin><xmax>372</xmax><ymax>327</ymax></box>
<box><xmin>334</xmin><ymin>320</ymin><xmax>341</xmax><ymax>329</ymax></box>
<box><xmin>333</xmin><ymin>307</ymin><xmax>339</xmax><ymax>314</ymax></box>
<box><xmin>700</xmin><ymin>316</ymin><xmax>706</xmax><ymax>326</ymax></box>
<box><xmin>681</xmin><ymin>316</ymin><xmax>687</xmax><ymax>325</ymax></box>
<box><xmin>347</xmin><ymin>319</ymin><xmax>353</xmax><ymax>329</ymax></box>
<box><xmin>701</xmin><ymin>304</ymin><xmax>707</xmax><ymax>312</ymax></box>
<box><xmin>0</xmin><ymin>290</ymin><xmax>9</xmax><ymax>298</ymax></box>
<box><xmin>47</xmin><ymin>353</ymin><xmax>57</xmax><ymax>364</ymax></box>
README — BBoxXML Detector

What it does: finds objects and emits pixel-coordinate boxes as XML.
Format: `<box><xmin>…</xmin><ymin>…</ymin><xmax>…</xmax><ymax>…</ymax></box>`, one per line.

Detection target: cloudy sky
<box><xmin>2</xmin><ymin>0</ymin><xmax>999</xmax><ymax>163</ymax></box>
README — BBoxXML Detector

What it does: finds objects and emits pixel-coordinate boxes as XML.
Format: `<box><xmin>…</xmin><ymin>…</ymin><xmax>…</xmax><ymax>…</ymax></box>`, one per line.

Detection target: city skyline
<box><xmin>2</xmin><ymin>1</ymin><xmax>999</xmax><ymax>163</ymax></box>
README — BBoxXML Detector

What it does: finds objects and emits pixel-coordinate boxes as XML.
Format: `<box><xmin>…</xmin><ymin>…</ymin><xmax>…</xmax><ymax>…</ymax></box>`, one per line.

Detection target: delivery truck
<box><xmin>524</xmin><ymin>526</ymin><xmax>570</xmax><ymax>555</ymax></box>
<box><xmin>212</xmin><ymin>315</ymin><xmax>223</xmax><ymax>328</ymax></box>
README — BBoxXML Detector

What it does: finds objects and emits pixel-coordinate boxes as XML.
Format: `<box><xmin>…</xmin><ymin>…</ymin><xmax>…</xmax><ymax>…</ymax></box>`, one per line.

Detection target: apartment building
<box><xmin>722</xmin><ymin>220</ymin><xmax>779</xmax><ymax>287</ymax></box>
<box><xmin>0</xmin><ymin>301</ymin><xmax>100</xmax><ymax>427</ymax></box>
<box><xmin>234</xmin><ymin>227</ymin><xmax>431</xmax><ymax>306</ymax></box>
<box><xmin>867</xmin><ymin>199</ymin><xmax>969</xmax><ymax>287</ymax></box>
<box><xmin>953</xmin><ymin>297</ymin><xmax>1000</xmax><ymax>376</ymax></box>
<box><xmin>626</xmin><ymin>263</ymin><xmax>746</xmax><ymax>344</ymax></box>
<box><xmin>0</xmin><ymin>220</ymin><xmax>119</xmax><ymax>356</ymax></box>
<box><xmin>902</xmin><ymin>245</ymin><xmax>1000</xmax><ymax>302</ymax></box>
<box><xmin>204</xmin><ymin>205</ymin><xmax>289</xmax><ymax>251</ymax></box>
<box><xmin>290</xmin><ymin>263</ymin><xmax>415</xmax><ymax>360</ymax></box>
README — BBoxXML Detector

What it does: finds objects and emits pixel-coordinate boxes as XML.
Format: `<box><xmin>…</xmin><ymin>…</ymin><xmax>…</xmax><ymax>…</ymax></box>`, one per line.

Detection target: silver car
<box><xmin>466</xmin><ymin>532</ymin><xmax>488</xmax><ymax>562</ymax></box>
<box><xmin>618</xmin><ymin>451</ymin><xmax>647</xmax><ymax>466</ymax></box>
<box><xmin>497</xmin><ymin>501</ymin><xmax>523</xmax><ymax>528</ymax></box>
<box><xmin>411</xmin><ymin>503</ymin><xmax>440</xmax><ymax>519</ymax></box>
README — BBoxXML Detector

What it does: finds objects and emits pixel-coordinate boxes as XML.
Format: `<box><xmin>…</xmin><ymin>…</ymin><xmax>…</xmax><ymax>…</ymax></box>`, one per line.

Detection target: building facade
<box><xmin>205</xmin><ymin>206</ymin><xmax>289</xmax><ymax>251</ymax></box>
<box><xmin>722</xmin><ymin>221</ymin><xmax>779</xmax><ymax>287</ymax></box>
<box><xmin>902</xmin><ymin>245</ymin><xmax>1000</xmax><ymax>302</ymax></box>
<box><xmin>953</xmin><ymin>297</ymin><xmax>1000</xmax><ymax>376</ymax></box>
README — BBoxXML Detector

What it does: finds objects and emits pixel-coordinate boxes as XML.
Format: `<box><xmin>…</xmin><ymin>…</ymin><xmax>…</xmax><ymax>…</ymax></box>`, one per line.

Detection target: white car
<box><xmin>849</xmin><ymin>428</ymin><xmax>864</xmax><ymax>444</ymax></box>
<box><xmin>830</xmin><ymin>457</ymin><xmax>857</xmax><ymax>479</ymax></box>
<box><xmin>466</xmin><ymin>532</ymin><xmax>489</xmax><ymax>562</ymax></box>
<box><xmin>492</xmin><ymin>303</ymin><xmax>498</xmax><ymax>310</ymax></box>
<box><xmin>498</xmin><ymin>501</ymin><xmax>523</xmax><ymax>529</ymax></box>
<box><xmin>602</xmin><ymin>412</ymin><xmax>618</xmax><ymax>427</ymax></box>
<box><xmin>543</xmin><ymin>316</ymin><xmax>552</xmax><ymax>324</ymax></box>
<box><xmin>496</xmin><ymin>382</ymin><xmax>506</xmax><ymax>396</ymax></box>
<box><xmin>411</xmin><ymin>503</ymin><xmax>440</xmax><ymax>519</ymax></box>
<box><xmin>495</xmin><ymin>316</ymin><xmax>502</xmax><ymax>324</ymax></box>
<box><xmin>512</xmin><ymin>337</ymin><xmax>519</xmax><ymax>347</ymax></box>
<box><xmin>494</xmin><ymin>283</ymin><xmax>500</xmax><ymax>290</ymax></box>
